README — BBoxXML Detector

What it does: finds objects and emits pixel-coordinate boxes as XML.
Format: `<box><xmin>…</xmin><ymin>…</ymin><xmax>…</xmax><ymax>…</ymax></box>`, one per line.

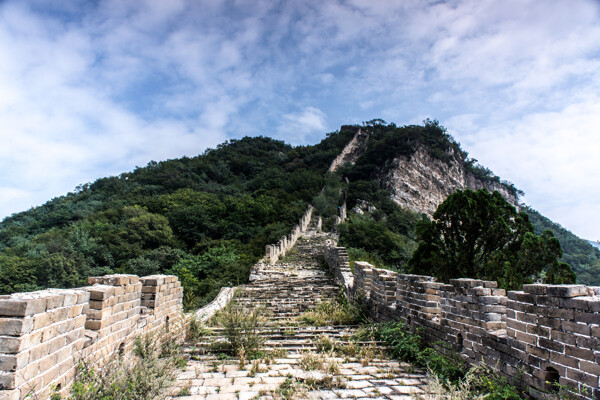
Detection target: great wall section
<box><xmin>1</xmin><ymin>127</ymin><xmax>599</xmax><ymax>399</ymax></box>
<box><xmin>325</xmin><ymin>247</ymin><xmax>600</xmax><ymax>399</ymax></box>
<box><xmin>0</xmin><ymin>275</ymin><xmax>183</xmax><ymax>399</ymax></box>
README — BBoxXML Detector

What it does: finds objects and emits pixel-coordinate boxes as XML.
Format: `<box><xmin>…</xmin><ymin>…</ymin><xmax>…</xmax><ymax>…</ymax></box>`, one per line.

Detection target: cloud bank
<box><xmin>0</xmin><ymin>0</ymin><xmax>599</xmax><ymax>239</ymax></box>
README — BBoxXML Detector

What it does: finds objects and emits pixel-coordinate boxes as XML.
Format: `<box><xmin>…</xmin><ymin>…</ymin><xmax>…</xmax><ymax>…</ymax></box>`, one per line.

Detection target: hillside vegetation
<box><xmin>0</xmin><ymin>130</ymin><xmax>355</xmax><ymax>308</ymax></box>
<box><xmin>1</xmin><ymin>119</ymin><xmax>597</xmax><ymax>304</ymax></box>
<box><xmin>524</xmin><ymin>207</ymin><xmax>600</xmax><ymax>285</ymax></box>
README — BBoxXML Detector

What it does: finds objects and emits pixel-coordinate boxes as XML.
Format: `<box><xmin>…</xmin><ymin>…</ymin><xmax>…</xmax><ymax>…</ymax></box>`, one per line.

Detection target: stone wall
<box><xmin>264</xmin><ymin>205</ymin><xmax>313</xmax><ymax>265</ymax></box>
<box><xmin>0</xmin><ymin>274</ymin><xmax>183</xmax><ymax>400</ymax></box>
<box><xmin>325</xmin><ymin>247</ymin><xmax>600</xmax><ymax>399</ymax></box>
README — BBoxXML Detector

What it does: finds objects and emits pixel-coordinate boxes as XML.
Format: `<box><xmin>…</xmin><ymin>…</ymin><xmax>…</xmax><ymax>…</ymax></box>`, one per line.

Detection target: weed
<box><xmin>177</xmin><ymin>382</ymin><xmax>191</xmax><ymax>397</ymax></box>
<box><xmin>185</xmin><ymin>316</ymin><xmax>211</xmax><ymax>343</ymax></box>
<box><xmin>68</xmin><ymin>334</ymin><xmax>179</xmax><ymax>400</ymax></box>
<box><xmin>339</xmin><ymin>342</ymin><xmax>359</xmax><ymax>357</ymax></box>
<box><xmin>298</xmin><ymin>300</ymin><xmax>361</xmax><ymax>326</ymax></box>
<box><xmin>374</xmin><ymin>321</ymin><xmax>524</xmax><ymax>400</ymax></box>
<box><xmin>358</xmin><ymin>343</ymin><xmax>376</xmax><ymax>366</ymax></box>
<box><xmin>283</xmin><ymin>328</ymin><xmax>296</xmax><ymax>336</ymax></box>
<box><xmin>325</xmin><ymin>360</ymin><xmax>341</xmax><ymax>374</ymax></box>
<box><xmin>212</xmin><ymin>299</ymin><xmax>268</xmax><ymax>359</ymax></box>
<box><xmin>300</xmin><ymin>351</ymin><xmax>325</xmax><ymax>371</ymax></box>
<box><xmin>315</xmin><ymin>334</ymin><xmax>338</xmax><ymax>353</ymax></box>
<box><xmin>248</xmin><ymin>359</ymin><xmax>268</xmax><ymax>377</ymax></box>
<box><xmin>273</xmin><ymin>375</ymin><xmax>302</xmax><ymax>400</ymax></box>
<box><xmin>269</xmin><ymin>347</ymin><xmax>288</xmax><ymax>359</ymax></box>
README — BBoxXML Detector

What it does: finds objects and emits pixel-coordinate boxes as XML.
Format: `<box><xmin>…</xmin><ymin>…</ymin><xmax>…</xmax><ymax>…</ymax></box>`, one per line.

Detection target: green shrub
<box><xmin>374</xmin><ymin>321</ymin><xmax>523</xmax><ymax>399</ymax></box>
<box><xmin>212</xmin><ymin>300</ymin><xmax>268</xmax><ymax>358</ymax></box>
<box><xmin>298</xmin><ymin>298</ymin><xmax>364</xmax><ymax>326</ymax></box>
<box><xmin>69</xmin><ymin>335</ymin><xmax>180</xmax><ymax>400</ymax></box>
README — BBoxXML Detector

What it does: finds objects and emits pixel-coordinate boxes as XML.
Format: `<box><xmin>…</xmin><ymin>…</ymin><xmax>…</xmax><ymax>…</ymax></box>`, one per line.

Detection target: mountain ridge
<box><xmin>1</xmin><ymin>120</ymin><xmax>597</xmax><ymax>302</ymax></box>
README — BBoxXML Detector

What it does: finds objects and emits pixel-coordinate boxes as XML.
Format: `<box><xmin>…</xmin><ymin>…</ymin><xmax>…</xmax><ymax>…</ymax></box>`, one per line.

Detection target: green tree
<box><xmin>409</xmin><ymin>189</ymin><xmax>575</xmax><ymax>289</ymax></box>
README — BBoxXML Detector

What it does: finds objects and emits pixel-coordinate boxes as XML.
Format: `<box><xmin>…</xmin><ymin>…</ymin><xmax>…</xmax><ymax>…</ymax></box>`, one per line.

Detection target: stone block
<box><xmin>545</xmin><ymin>307</ymin><xmax>574</xmax><ymax>319</ymax></box>
<box><xmin>0</xmin><ymin>336</ymin><xmax>24</xmax><ymax>354</ymax></box>
<box><xmin>450</xmin><ymin>279</ymin><xmax>483</xmax><ymax>288</ymax></box>
<box><xmin>526</xmin><ymin>344</ymin><xmax>549</xmax><ymax>359</ymax></box>
<box><xmin>565</xmin><ymin>367</ymin><xmax>598</xmax><ymax>387</ymax></box>
<box><xmin>0</xmin><ymin>389</ymin><xmax>19</xmax><ymax>400</ymax></box>
<box><xmin>546</xmin><ymin>285</ymin><xmax>589</xmax><ymax>298</ymax></box>
<box><xmin>522</xmin><ymin>284</ymin><xmax>548</xmax><ymax>295</ymax></box>
<box><xmin>516</xmin><ymin>311</ymin><xmax>537</xmax><ymax>324</ymax></box>
<box><xmin>87</xmin><ymin>286</ymin><xmax>115</xmax><ymax>301</ymax></box>
<box><xmin>140</xmin><ymin>276</ymin><xmax>165</xmax><ymax>286</ymax></box>
<box><xmin>0</xmin><ymin>318</ymin><xmax>33</xmax><ymax>336</ymax></box>
<box><xmin>562</xmin><ymin>320</ymin><xmax>590</xmax><ymax>335</ymax></box>
<box><xmin>85</xmin><ymin>319</ymin><xmax>107</xmax><ymax>331</ymax></box>
<box><xmin>0</xmin><ymin>299</ymin><xmax>46</xmax><ymax>317</ymax></box>
<box><xmin>579</xmin><ymin>359</ymin><xmax>600</xmax><ymax>376</ymax></box>
<box><xmin>506</xmin><ymin>291</ymin><xmax>535</xmax><ymax>304</ymax></box>
<box><xmin>0</xmin><ymin>371</ymin><xmax>16</xmax><ymax>390</ymax></box>
<box><xmin>565</xmin><ymin>344</ymin><xmax>595</xmax><ymax>361</ymax></box>
<box><xmin>32</xmin><ymin>313</ymin><xmax>54</xmax><ymax>331</ymax></box>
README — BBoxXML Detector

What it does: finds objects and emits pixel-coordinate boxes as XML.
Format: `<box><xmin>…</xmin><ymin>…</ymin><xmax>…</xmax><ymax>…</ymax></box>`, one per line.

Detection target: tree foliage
<box><xmin>524</xmin><ymin>207</ymin><xmax>600</xmax><ymax>285</ymax></box>
<box><xmin>0</xmin><ymin>131</ymin><xmax>355</xmax><ymax>308</ymax></box>
<box><xmin>409</xmin><ymin>189</ymin><xmax>574</xmax><ymax>289</ymax></box>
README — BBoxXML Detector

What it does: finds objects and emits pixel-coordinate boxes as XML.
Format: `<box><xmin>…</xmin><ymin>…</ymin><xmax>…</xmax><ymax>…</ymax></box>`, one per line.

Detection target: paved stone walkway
<box><xmin>168</xmin><ymin>224</ymin><xmax>429</xmax><ymax>399</ymax></box>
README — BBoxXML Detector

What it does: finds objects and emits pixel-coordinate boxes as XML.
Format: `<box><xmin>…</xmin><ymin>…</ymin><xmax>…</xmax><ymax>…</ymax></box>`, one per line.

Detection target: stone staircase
<box><xmin>168</xmin><ymin>223</ymin><xmax>429</xmax><ymax>400</ymax></box>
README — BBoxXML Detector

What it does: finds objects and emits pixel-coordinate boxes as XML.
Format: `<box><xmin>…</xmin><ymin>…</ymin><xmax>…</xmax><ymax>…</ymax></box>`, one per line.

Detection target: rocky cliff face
<box><xmin>381</xmin><ymin>146</ymin><xmax>519</xmax><ymax>217</ymax></box>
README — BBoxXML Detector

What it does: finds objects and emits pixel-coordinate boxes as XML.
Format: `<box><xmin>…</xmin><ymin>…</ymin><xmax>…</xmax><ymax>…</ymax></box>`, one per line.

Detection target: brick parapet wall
<box><xmin>324</xmin><ymin>245</ymin><xmax>600</xmax><ymax>399</ymax></box>
<box><xmin>354</xmin><ymin>262</ymin><xmax>373</xmax><ymax>298</ymax></box>
<box><xmin>0</xmin><ymin>274</ymin><xmax>183</xmax><ymax>400</ymax></box>
<box><xmin>323</xmin><ymin>247</ymin><xmax>353</xmax><ymax>299</ymax></box>
<box><xmin>263</xmin><ymin>205</ymin><xmax>313</xmax><ymax>265</ymax></box>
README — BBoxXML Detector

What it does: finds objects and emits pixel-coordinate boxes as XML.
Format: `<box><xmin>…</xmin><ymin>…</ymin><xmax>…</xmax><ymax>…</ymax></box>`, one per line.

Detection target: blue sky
<box><xmin>1</xmin><ymin>0</ymin><xmax>599</xmax><ymax>240</ymax></box>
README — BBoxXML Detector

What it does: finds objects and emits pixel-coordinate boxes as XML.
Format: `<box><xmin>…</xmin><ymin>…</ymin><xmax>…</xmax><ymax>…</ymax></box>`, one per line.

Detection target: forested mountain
<box><xmin>525</xmin><ymin>207</ymin><xmax>600</xmax><ymax>285</ymax></box>
<box><xmin>1</xmin><ymin>120</ymin><xmax>597</xmax><ymax>307</ymax></box>
<box><xmin>0</xmin><ymin>130</ymin><xmax>355</xmax><ymax>308</ymax></box>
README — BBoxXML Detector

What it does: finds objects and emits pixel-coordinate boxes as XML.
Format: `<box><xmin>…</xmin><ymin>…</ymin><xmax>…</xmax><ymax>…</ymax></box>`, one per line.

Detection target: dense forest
<box><xmin>1</xmin><ymin>120</ymin><xmax>597</xmax><ymax>307</ymax></box>
<box><xmin>524</xmin><ymin>207</ymin><xmax>600</xmax><ymax>285</ymax></box>
<box><xmin>0</xmin><ymin>129</ymin><xmax>356</xmax><ymax>308</ymax></box>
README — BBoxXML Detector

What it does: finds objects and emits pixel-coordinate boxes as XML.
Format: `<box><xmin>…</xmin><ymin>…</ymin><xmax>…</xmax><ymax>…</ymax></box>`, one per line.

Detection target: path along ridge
<box><xmin>168</xmin><ymin>220</ymin><xmax>430</xmax><ymax>400</ymax></box>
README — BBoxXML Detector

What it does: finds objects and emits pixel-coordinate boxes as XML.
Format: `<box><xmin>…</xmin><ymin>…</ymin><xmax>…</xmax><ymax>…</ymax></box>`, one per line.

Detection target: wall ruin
<box><xmin>0</xmin><ymin>274</ymin><xmax>183</xmax><ymax>400</ymax></box>
<box><xmin>324</xmin><ymin>246</ymin><xmax>600</xmax><ymax>399</ymax></box>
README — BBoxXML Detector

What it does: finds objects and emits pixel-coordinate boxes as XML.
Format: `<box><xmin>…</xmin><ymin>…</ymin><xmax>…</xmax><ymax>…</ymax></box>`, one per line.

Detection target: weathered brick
<box><xmin>0</xmin><ymin>299</ymin><xmax>46</xmax><ymax>317</ymax></box>
<box><xmin>0</xmin><ymin>371</ymin><xmax>16</xmax><ymax>389</ymax></box>
<box><xmin>546</xmin><ymin>285</ymin><xmax>589</xmax><ymax>298</ymax></box>
<box><xmin>0</xmin><ymin>337</ymin><xmax>23</xmax><ymax>354</ymax></box>
<box><xmin>579</xmin><ymin>359</ymin><xmax>600</xmax><ymax>376</ymax></box>
<box><xmin>566</xmin><ymin>367</ymin><xmax>599</xmax><ymax>387</ymax></box>
<box><xmin>527</xmin><ymin>324</ymin><xmax>550</xmax><ymax>337</ymax></box>
<box><xmin>0</xmin><ymin>353</ymin><xmax>27</xmax><ymax>372</ymax></box>
<box><xmin>565</xmin><ymin>344</ymin><xmax>595</xmax><ymax>361</ymax></box>
<box><xmin>87</xmin><ymin>286</ymin><xmax>114</xmax><ymax>301</ymax></box>
<box><xmin>507</xmin><ymin>291</ymin><xmax>535</xmax><ymax>303</ymax></box>
<box><xmin>515</xmin><ymin>330</ymin><xmax>537</xmax><ymax>345</ymax></box>
<box><xmin>526</xmin><ymin>344</ymin><xmax>549</xmax><ymax>359</ymax></box>
<box><xmin>33</xmin><ymin>313</ymin><xmax>53</xmax><ymax>330</ymax></box>
<box><xmin>538</xmin><ymin>337</ymin><xmax>564</xmax><ymax>353</ymax></box>
<box><xmin>517</xmin><ymin>311</ymin><xmax>537</xmax><ymax>324</ymax></box>
<box><xmin>562</xmin><ymin>320</ymin><xmax>590</xmax><ymax>335</ymax></box>
<box><xmin>0</xmin><ymin>318</ymin><xmax>33</xmax><ymax>336</ymax></box>
<box><xmin>523</xmin><ymin>284</ymin><xmax>547</xmax><ymax>295</ymax></box>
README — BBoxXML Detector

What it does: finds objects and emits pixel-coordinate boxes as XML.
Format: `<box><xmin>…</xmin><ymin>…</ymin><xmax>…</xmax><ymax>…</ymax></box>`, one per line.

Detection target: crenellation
<box><xmin>0</xmin><ymin>274</ymin><xmax>183</xmax><ymax>400</ymax></box>
<box><xmin>324</xmin><ymin>243</ymin><xmax>600</xmax><ymax>399</ymax></box>
<box><xmin>261</xmin><ymin>205</ymin><xmax>314</xmax><ymax>265</ymax></box>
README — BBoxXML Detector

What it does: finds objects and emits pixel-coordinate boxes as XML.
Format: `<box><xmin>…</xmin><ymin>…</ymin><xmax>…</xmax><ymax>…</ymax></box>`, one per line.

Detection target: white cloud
<box><xmin>457</xmin><ymin>98</ymin><xmax>600</xmax><ymax>239</ymax></box>
<box><xmin>1</xmin><ymin>0</ymin><xmax>599</xmax><ymax>242</ymax></box>
<box><xmin>279</xmin><ymin>107</ymin><xmax>327</xmax><ymax>145</ymax></box>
